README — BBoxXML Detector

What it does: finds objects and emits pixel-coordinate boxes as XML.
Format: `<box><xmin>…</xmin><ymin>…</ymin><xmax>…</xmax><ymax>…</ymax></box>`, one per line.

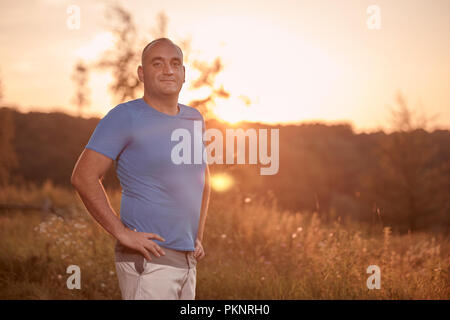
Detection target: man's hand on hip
<box><xmin>194</xmin><ymin>238</ymin><xmax>205</xmax><ymax>260</ymax></box>
<box><xmin>117</xmin><ymin>228</ymin><xmax>166</xmax><ymax>262</ymax></box>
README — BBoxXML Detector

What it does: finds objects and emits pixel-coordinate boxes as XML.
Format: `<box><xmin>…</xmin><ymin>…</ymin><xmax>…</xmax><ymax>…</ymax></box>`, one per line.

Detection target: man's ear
<box><xmin>183</xmin><ymin>65</ymin><xmax>186</xmax><ymax>83</ymax></box>
<box><xmin>137</xmin><ymin>65</ymin><xmax>144</xmax><ymax>82</ymax></box>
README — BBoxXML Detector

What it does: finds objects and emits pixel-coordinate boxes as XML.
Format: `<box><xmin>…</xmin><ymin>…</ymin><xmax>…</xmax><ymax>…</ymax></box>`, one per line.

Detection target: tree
<box><xmin>93</xmin><ymin>5</ymin><xmax>229</xmax><ymax>117</ymax></box>
<box><xmin>368</xmin><ymin>93</ymin><xmax>442</xmax><ymax>232</ymax></box>
<box><xmin>71</xmin><ymin>60</ymin><xmax>90</xmax><ymax>117</ymax></box>
<box><xmin>188</xmin><ymin>58</ymin><xmax>230</xmax><ymax>119</ymax></box>
<box><xmin>0</xmin><ymin>108</ymin><xmax>18</xmax><ymax>186</ymax></box>
<box><xmin>95</xmin><ymin>5</ymin><xmax>142</xmax><ymax>103</ymax></box>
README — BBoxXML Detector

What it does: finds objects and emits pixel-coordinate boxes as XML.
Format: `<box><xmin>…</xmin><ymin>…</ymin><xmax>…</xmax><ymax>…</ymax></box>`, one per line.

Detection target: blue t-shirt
<box><xmin>85</xmin><ymin>98</ymin><xmax>206</xmax><ymax>251</ymax></box>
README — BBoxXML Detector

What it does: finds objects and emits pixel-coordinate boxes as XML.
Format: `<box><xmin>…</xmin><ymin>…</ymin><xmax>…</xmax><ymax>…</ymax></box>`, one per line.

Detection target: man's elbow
<box><xmin>71</xmin><ymin>170</ymin><xmax>102</xmax><ymax>190</ymax></box>
<box><xmin>70</xmin><ymin>172</ymin><xmax>82</xmax><ymax>189</ymax></box>
<box><xmin>71</xmin><ymin>168</ymin><xmax>88</xmax><ymax>189</ymax></box>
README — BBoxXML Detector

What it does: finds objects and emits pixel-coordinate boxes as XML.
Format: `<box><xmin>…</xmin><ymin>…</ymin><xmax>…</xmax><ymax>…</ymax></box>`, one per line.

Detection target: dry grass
<box><xmin>0</xmin><ymin>181</ymin><xmax>448</xmax><ymax>299</ymax></box>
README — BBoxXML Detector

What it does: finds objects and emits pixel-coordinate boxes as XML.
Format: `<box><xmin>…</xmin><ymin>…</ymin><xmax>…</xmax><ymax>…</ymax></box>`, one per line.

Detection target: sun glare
<box><xmin>210</xmin><ymin>173</ymin><xmax>234</xmax><ymax>192</ymax></box>
<box><xmin>212</xmin><ymin>96</ymin><xmax>249</xmax><ymax>124</ymax></box>
<box><xmin>184</xmin><ymin>19</ymin><xmax>342</xmax><ymax>125</ymax></box>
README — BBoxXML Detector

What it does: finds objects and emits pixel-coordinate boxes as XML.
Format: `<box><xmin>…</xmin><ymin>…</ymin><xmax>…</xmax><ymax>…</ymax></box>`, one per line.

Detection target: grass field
<box><xmin>0</xmin><ymin>181</ymin><xmax>448</xmax><ymax>299</ymax></box>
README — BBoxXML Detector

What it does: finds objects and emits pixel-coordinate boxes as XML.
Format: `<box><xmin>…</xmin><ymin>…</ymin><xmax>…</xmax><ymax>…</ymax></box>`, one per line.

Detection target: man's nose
<box><xmin>162</xmin><ymin>62</ymin><xmax>174</xmax><ymax>74</ymax></box>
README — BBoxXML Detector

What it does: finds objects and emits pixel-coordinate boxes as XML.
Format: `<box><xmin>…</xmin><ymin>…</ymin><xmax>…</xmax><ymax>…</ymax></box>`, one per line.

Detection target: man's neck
<box><xmin>142</xmin><ymin>93</ymin><xmax>180</xmax><ymax>116</ymax></box>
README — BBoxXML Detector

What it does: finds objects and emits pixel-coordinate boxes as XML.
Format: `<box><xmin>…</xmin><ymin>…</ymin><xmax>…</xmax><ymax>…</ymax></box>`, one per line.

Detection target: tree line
<box><xmin>0</xmin><ymin>106</ymin><xmax>448</xmax><ymax>234</ymax></box>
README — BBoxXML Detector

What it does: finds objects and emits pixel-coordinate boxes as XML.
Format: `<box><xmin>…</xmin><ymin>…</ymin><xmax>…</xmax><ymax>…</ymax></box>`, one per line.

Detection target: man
<box><xmin>71</xmin><ymin>38</ymin><xmax>211</xmax><ymax>300</ymax></box>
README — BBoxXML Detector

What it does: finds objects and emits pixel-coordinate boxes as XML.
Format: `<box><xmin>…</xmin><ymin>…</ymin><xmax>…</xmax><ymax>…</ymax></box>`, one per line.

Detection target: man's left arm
<box><xmin>194</xmin><ymin>164</ymin><xmax>210</xmax><ymax>260</ymax></box>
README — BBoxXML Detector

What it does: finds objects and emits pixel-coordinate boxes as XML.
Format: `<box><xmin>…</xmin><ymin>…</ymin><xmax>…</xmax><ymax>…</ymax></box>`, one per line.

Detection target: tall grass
<box><xmin>0</xmin><ymin>181</ymin><xmax>448</xmax><ymax>299</ymax></box>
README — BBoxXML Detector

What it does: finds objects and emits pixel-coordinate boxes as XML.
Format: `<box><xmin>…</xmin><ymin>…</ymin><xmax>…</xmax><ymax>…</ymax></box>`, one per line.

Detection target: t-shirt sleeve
<box><xmin>85</xmin><ymin>104</ymin><xmax>132</xmax><ymax>161</ymax></box>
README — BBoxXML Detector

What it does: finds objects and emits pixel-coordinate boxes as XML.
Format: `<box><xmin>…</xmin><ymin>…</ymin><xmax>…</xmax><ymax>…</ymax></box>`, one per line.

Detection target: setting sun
<box><xmin>210</xmin><ymin>173</ymin><xmax>234</xmax><ymax>192</ymax></box>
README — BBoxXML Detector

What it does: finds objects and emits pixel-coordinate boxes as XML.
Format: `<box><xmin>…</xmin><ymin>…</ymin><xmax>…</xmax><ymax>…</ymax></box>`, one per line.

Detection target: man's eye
<box><xmin>153</xmin><ymin>62</ymin><xmax>161</xmax><ymax>67</ymax></box>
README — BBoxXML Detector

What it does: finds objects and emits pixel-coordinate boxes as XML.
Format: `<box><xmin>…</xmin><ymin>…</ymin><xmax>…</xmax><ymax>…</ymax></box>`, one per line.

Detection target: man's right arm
<box><xmin>70</xmin><ymin>148</ymin><xmax>166</xmax><ymax>260</ymax></box>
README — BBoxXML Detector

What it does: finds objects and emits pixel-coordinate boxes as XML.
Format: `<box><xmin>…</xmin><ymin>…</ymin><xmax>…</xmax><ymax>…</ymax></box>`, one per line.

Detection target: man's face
<box><xmin>138</xmin><ymin>41</ymin><xmax>185</xmax><ymax>97</ymax></box>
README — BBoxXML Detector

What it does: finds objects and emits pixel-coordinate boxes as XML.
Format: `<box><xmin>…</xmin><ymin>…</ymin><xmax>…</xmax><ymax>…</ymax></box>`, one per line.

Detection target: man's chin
<box><xmin>160</xmin><ymin>89</ymin><xmax>181</xmax><ymax>96</ymax></box>
<box><xmin>160</xmin><ymin>86</ymin><xmax>181</xmax><ymax>94</ymax></box>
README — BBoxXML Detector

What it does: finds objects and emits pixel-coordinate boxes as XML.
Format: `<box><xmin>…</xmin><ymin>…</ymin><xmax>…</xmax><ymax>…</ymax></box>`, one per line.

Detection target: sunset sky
<box><xmin>0</xmin><ymin>0</ymin><xmax>449</xmax><ymax>132</ymax></box>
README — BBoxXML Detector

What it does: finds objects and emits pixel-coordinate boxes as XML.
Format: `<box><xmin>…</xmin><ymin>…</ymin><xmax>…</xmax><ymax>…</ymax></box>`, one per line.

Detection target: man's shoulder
<box><xmin>106</xmin><ymin>98</ymin><xmax>142</xmax><ymax>117</ymax></box>
<box><xmin>180</xmin><ymin>103</ymin><xmax>204</xmax><ymax>120</ymax></box>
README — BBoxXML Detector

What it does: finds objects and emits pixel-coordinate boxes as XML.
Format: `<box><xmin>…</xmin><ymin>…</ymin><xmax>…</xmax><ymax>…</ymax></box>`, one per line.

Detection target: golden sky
<box><xmin>0</xmin><ymin>0</ymin><xmax>449</xmax><ymax>132</ymax></box>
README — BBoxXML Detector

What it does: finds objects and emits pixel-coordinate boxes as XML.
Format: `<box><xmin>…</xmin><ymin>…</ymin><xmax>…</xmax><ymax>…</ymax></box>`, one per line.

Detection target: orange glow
<box><xmin>210</xmin><ymin>173</ymin><xmax>234</xmax><ymax>192</ymax></box>
<box><xmin>0</xmin><ymin>1</ymin><xmax>449</xmax><ymax>132</ymax></box>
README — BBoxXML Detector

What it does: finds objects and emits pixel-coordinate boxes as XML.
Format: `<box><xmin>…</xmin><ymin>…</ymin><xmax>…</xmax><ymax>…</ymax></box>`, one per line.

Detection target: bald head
<box><xmin>141</xmin><ymin>38</ymin><xmax>183</xmax><ymax>66</ymax></box>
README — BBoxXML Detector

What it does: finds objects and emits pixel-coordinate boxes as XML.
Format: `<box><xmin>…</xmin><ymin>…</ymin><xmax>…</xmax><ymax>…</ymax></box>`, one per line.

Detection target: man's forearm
<box><xmin>72</xmin><ymin>177</ymin><xmax>127</xmax><ymax>240</ymax></box>
<box><xmin>197</xmin><ymin>165</ymin><xmax>211</xmax><ymax>242</ymax></box>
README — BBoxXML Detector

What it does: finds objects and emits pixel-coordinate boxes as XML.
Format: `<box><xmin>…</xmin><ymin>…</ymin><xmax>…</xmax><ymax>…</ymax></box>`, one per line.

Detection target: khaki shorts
<box><xmin>114</xmin><ymin>241</ymin><xmax>197</xmax><ymax>300</ymax></box>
